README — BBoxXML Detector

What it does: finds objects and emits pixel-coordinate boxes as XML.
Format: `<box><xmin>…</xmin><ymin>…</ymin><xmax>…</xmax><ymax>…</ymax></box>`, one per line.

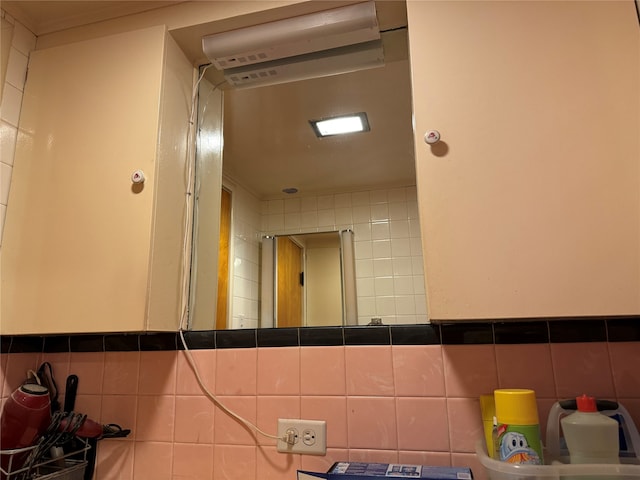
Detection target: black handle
<box><xmin>64</xmin><ymin>375</ymin><xmax>79</xmax><ymax>412</ymax></box>
<box><xmin>558</xmin><ymin>398</ymin><xmax>619</xmax><ymax>411</ymax></box>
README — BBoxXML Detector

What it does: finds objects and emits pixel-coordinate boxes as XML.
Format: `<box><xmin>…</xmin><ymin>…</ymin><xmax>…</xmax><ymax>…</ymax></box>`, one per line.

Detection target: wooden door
<box><xmin>216</xmin><ymin>188</ymin><xmax>231</xmax><ymax>330</ymax></box>
<box><xmin>276</xmin><ymin>236</ymin><xmax>303</xmax><ymax>327</ymax></box>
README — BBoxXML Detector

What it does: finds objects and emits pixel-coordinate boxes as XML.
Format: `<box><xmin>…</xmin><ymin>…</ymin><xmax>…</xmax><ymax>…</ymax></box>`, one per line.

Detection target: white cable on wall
<box><xmin>178</xmin><ymin>65</ymin><xmax>284</xmax><ymax>444</ymax></box>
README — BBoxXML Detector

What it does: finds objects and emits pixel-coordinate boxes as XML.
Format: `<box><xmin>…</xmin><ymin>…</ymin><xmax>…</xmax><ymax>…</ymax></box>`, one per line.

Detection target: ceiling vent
<box><xmin>202</xmin><ymin>2</ymin><xmax>383</xmax><ymax>88</ymax></box>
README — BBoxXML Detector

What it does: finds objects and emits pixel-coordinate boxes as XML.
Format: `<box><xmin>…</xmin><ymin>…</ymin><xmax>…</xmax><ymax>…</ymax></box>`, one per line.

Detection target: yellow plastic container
<box><xmin>480</xmin><ymin>394</ymin><xmax>497</xmax><ymax>458</ymax></box>
<box><xmin>494</xmin><ymin>389</ymin><xmax>544</xmax><ymax>465</ymax></box>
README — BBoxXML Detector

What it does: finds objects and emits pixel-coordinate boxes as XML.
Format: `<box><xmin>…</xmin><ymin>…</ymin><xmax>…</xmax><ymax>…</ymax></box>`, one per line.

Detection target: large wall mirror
<box><xmin>189</xmin><ymin>1</ymin><xmax>426</xmax><ymax>331</ymax></box>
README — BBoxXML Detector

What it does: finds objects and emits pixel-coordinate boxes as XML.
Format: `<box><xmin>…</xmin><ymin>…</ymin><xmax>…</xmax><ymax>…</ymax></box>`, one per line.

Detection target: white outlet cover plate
<box><xmin>277</xmin><ymin>418</ymin><xmax>327</xmax><ymax>455</ymax></box>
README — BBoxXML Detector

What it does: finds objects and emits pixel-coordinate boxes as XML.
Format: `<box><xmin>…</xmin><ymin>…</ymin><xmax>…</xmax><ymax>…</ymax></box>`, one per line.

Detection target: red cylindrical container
<box><xmin>1</xmin><ymin>383</ymin><xmax>51</xmax><ymax>475</ymax></box>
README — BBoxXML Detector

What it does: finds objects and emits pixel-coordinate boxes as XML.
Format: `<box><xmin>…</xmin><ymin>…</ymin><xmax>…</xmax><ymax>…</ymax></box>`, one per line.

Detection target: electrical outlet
<box><xmin>276</xmin><ymin>418</ymin><xmax>326</xmax><ymax>455</ymax></box>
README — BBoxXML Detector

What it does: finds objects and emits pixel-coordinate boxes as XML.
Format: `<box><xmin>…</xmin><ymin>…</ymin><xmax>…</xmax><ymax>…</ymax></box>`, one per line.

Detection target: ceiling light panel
<box><xmin>310</xmin><ymin>112</ymin><xmax>370</xmax><ymax>137</ymax></box>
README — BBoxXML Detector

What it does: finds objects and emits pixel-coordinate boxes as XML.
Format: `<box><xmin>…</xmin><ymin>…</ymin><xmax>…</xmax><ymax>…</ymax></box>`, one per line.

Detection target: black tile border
<box><xmin>440</xmin><ymin>322</ymin><xmax>494</xmax><ymax>345</ymax></box>
<box><xmin>390</xmin><ymin>324</ymin><xmax>440</xmax><ymax>345</ymax></box>
<box><xmin>0</xmin><ymin>316</ymin><xmax>638</xmax><ymax>354</ymax></box>
<box><xmin>344</xmin><ymin>325</ymin><xmax>390</xmax><ymax>345</ymax></box>
<box><xmin>299</xmin><ymin>327</ymin><xmax>344</xmax><ymax>346</ymax></box>
<box><xmin>104</xmin><ymin>334</ymin><xmax>139</xmax><ymax>352</ymax></box>
<box><xmin>548</xmin><ymin>318</ymin><xmax>607</xmax><ymax>343</ymax></box>
<box><xmin>494</xmin><ymin>321</ymin><xmax>549</xmax><ymax>344</ymax></box>
<box><xmin>257</xmin><ymin>328</ymin><xmax>299</xmax><ymax>347</ymax></box>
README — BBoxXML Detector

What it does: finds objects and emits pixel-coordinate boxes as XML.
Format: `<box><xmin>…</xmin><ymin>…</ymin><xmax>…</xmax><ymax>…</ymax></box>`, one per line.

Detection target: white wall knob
<box><xmin>131</xmin><ymin>170</ymin><xmax>146</xmax><ymax>184</ymax></box>
<box><xmin>424</xmin><ymin>130</ymin><xmax>441</xmax><ymax>144</ymax></box>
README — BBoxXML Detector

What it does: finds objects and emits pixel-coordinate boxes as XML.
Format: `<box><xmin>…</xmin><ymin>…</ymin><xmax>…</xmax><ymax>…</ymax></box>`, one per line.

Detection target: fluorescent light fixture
<box><xmin>202</xmin><ymin>2</ymin><xmax>380</xmax><ymax>70</ymax></box>
<box><xmin>310</xmin><ymin>112</ymin><xmax>370</xmax><ymax>137</ymax></box>
<box><xmin>223</xmin><ymin>40</ymin><xmax>384</xmax><ymax>89</ymax></box>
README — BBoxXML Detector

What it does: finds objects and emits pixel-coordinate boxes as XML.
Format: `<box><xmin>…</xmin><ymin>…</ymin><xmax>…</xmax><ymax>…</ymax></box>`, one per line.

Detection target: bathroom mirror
<box><xmin>189</xmin><ymin>1</ymin><xmax>426</xmax><ymax>331</ymax></box>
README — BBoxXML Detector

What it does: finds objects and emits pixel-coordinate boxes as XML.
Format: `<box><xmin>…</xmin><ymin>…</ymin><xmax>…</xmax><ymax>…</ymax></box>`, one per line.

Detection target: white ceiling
<box><xmin>2</xmin><ymin>1</ymin><xmax>417</xmax><ymax>199</ymax></box>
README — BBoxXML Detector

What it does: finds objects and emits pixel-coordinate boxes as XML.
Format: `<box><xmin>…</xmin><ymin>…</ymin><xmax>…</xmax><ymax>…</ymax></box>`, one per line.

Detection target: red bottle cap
<box><xmin>576</xmin><ymin>394</ymin><xmax>597</xmax><ymax>412</ymax></box>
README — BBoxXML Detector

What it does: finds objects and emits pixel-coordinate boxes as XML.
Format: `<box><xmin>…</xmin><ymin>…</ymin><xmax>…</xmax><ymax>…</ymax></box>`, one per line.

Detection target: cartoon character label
<box><xmin>497</xmin><ymin>423</ymin><xmax>544</xmax><ymax>465</ymax></box>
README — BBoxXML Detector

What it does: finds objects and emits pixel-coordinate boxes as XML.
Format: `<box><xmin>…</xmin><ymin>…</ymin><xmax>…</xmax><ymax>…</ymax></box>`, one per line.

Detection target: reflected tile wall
<box><xmin>0</xmin><ymin>10</ymin><xmax>35</xmax><ymax>242</ymax></box>
<box><xmin>261</xmin><ymin>186</ymin><xmax>426</xmax><ymax>326</ymax></box>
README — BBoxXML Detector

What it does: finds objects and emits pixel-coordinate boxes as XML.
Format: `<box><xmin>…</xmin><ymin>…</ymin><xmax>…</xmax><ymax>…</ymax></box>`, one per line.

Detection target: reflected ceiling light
<box><xmin>310</xmin><ymin>112</ymin><xmax>370</xmax><ymax>137</ymax></box>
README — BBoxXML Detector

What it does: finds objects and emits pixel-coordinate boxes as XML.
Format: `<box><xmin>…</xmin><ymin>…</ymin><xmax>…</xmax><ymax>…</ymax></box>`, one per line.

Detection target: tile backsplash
<box><xmin>1</xmin><ymin>319</ymin><xmax>639</xmax><ymax>480</ymax></box>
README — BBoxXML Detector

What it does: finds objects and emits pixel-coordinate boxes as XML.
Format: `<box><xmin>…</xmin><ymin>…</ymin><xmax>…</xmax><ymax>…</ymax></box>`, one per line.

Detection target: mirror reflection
<box><xmin>189</xmin><ymin>2</ymin><xmax>426</xmax><ymax>331</ymax></box>
<box><xmin>260</xmin><ymin>230</ymin><xmax>357</xmax><ymax>329</ymax></box>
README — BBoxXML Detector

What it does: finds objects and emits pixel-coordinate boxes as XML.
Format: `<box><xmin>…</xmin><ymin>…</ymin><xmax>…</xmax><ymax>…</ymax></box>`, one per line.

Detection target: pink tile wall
<box><xmin>1</xmin><ymin>342</ymin><xmax>639</xmax><ymax>480</ymax></box>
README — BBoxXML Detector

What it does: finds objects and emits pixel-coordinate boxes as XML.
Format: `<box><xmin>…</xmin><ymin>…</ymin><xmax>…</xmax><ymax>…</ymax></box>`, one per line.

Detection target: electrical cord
<box><xmin>178</xmin><ymin>330</ymin><xmax>283</xmax><ymax>443</ymax></box>
<box><xmin>178</xmin><ymin>65</ymin><xmax>289</xmax><ymax>446</ymax></box>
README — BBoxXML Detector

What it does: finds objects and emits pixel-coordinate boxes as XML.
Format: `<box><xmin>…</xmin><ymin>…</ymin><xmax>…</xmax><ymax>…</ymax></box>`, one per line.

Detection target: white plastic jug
<box><xmin>560</xmin><ymin>395</ymin><xmax>619</xmax><ymax>465</ymax></box>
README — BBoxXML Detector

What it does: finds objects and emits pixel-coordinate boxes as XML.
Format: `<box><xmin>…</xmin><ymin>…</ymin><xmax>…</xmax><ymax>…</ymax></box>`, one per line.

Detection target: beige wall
<box><xmin>407</xmin><ymin>1</ymin><xmax>640</xmax><ymax>320</ymax></box>
<box><xmin>1</xmin><ymin>26</ymin><xmax>192</xmax><ymax>334</ymax></box>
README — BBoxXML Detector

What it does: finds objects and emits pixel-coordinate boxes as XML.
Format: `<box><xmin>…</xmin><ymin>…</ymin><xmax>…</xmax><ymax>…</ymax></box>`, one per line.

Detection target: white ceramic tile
<box><xmin>300</xmin><ymin>211</ymin><xmax>318</xmax><ymax>228</ymax></box>
<box><xmin>6</xmin><ymin>47</ymin><xmax>28</xmax><ymax>90</ymax></box>
<box><xmin>370</xmin><ymin>203</ymin><xmax>389</xmax><ymax>222</ymax></box>
<box><xmin>393</xmin><ymin>276</ymin><xmax>414</xmax><ymax>295</ymax></box>
<box><xmin>284</xmin><ymin>197</ymin><xmax>301</xmax><ymax>213</ymax></box>
<box><xmin>316</xmin><ymin>194</ymin><xmax>334</xmax><ymax>210</ymax></box>
<box><xmin>390</xmin><ymin>220</ymin><xmax>410</xmax><ymax>239</ymax></box>
<box><xmin>355</xmin><ymin>258</ymin><xmax>374</xmax><ymax>278</ymax></box>
<box><xmin>370</xmin><ymin>221</ymin><xmax>390</xmax><ymax>240</ymax></box>
<box><xmin>410</xmin><ymin>237</ymin><xmax>424</xmax><ymax>256</ymax></box>
<box><xmin>389</xmin><ymin>201</ymin><xmax>408</xmax><ymax>220</ymax></box>
<box><xmin>317</xmin><ymin>209</ymin><xmax>335</xmax><ymax>227</ymax></box>
<box><xmin>1</xmin><ymin>162</ymin><xmax>12</xmax><ymax>205</ymax></box>
<box><xmin>352</xmin><ymin>221</ymin><xmax>371</xmax><ymax>240</ymax></box>
<box><xmin>396</xmin><ymin>315</ymin><xmax>417</xmax><ymax>325</ymax></box>
<box><xmin>354</xmin><ymin>240</ymin><xmax>372</xmax><ymax>260</ymax></box>
<box><xmin>334</xmin><ymin>207</ymin><xmax>352</xmax><ymax>225</ymax></box>
<box><xmin>415</xmin><ymin>295</ymin><xmax>428</xmax><ymax>315</ymax></box>
<box><xmin>284</xmin><ymin>212</ymin><xmax>301</xmax><ymax>231</ymax></box>
<box><xmin>357</xmin><ymin>296</ymin><xmax>376</xmax><ymax>317</ymax></box>
<box><xmin>352</xmin><ymin>204</ymin><xmax>371</xmax><ymax>223</ymax></box>
<box><xmin>388</xmin><ymin>188</ymin><xmax>407</xmax><ymax>203</ymax></box>
<box><xmin>392</xmin><ymin>257</ymin><xmax>413</xmax><ymax>276</ymax></box>
<box><xmin>0</xmin><ymin>83</ymin><xmax>23</xmax><ymax>127</ymax></box>
<box><xmin>374</xmin><ymin>277</ymin><xmax>394</xmax><ymax>296</ymax></box>
<box><xmin>370</xmin><ymin>189</ymin><xmax>388</xmax><ymax>204</ymax></box>
<box><xmin>1</xmin><ymin>121</ymin><xmax>17</xmax><ymax>166</ymax></box>
<box><xmin>408</xmin><ymin>200</ymin><xmax>420</xmax><ymax>219</ymax></box>
<box><xmin>356</xmin><ymin>277</ymin><xmax>375</xmax><ymax>296</ymax></box>
<box><xmin>371</xmin><ymin>239</ymin><xmax>391</xmax><ymax>258</ymax></box>
<box><xmin>411</xmin><ymin>257</ymin><xmax>425</xmax><ymax>275</ymax></box>
<box><xmin>266</xmin><ymin>213</ymin><xmax>284</xmax><ymax>231</ymax></box>
<box><xmin>11</xmin><ymin>21</ymin><xmax>35</xmax><ymax>55</ymax></box>
<box><xmin>351</xmin><ymin>191</ymin><xmax>370</xmax><ymax>206</ymax></box>
<box><xmin>267</xmin><ymin>199</ymin><xmax>283</xmax><ymax>214</ymax></box>
<box><xmin>409</xmin><ymin>218</ymin><xmax>422</xmax><ymax>238</ymax></box>
<box><xmin>395</xmin><ymin>296</ymin><xmax>416</xmax><ymax>315</ymax></box>
<box><xmin>412</xmin><ymin>275</ymin><xmax>426</xmax><ymax>294</ymax></box>
<box><xmin>0</xmin><ymin>203</ymin><xmax>6</xmax><ymax>244</ymax></box>
<box><xmin>391</xmin><ymin>238</ymin><xmax>411</xmax><ymax>257</ymax></box>
<box><xmin>375</xmin><ymin>296</ymin><xmax>396</xmax><ymax>315</ymax></box>
<box><xmin>373</xmin><ymin>258</ymin><xmax>393</xmax><ymax>276</ymax></box>
<box><xmin>334</xmin><ymin>192</ymin><xmax>351</xmax><ymax>208</ymax></box>
<box><xmin>300</xmin><ymin>196</ymin><xmax>317</xmax><ymax>212</ymax></box>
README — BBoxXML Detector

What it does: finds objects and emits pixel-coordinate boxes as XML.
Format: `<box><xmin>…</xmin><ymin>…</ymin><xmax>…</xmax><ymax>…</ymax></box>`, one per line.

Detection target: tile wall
<box><xmin>0</xmin><ymin>10</ymin><xmax>35</xmax><ymax>243</ymax></box>
<box><xmin>228</xmin><ymin>184</ymin><xmax>426</xmax><ymax>329</ymax></box>
<box><xmin>1</xmin><ymin>319</ymin><xmax>639</xmax><ymax>480</ymax></box>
